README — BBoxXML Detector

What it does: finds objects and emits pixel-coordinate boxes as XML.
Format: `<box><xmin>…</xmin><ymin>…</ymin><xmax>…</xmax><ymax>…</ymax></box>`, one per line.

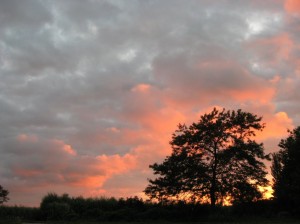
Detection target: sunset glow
<box><xmin>0</xmin><ymin>0</ymin><xmax>299</xmax><ymax>207</ymax></box>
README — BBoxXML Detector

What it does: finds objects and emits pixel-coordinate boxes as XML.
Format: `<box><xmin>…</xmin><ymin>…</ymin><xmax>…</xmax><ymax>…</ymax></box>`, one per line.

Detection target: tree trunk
<box><xmin>211</xmin><ymin>145</ymin><xmax>218</xmax><ymax>208</ymax></box>
<box><xmin>210</xmin><ymin>170</ymin><xmax>216</xmax><ymax>208</ymax></box>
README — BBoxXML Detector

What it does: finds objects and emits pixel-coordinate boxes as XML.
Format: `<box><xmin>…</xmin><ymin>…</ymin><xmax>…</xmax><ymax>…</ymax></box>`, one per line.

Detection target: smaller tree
<box><xmin>271</xmin><ymin>127</ymin><xmax>300</xmax><ymax>210</ymax></box>
<box><xmin>0</xmin><ymin>185</ymin><xmax>9</xmax><ymax>204</ymax></box>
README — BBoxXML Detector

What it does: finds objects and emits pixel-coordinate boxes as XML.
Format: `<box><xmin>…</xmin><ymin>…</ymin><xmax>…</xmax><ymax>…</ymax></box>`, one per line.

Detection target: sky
<box><xmin>0</xmin><ymin>0</ymin><xmax>300</xmax><ymax>207</ymax></box>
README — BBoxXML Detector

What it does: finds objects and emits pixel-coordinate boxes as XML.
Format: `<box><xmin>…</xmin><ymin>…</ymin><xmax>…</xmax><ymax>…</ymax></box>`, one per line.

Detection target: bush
<box><xmin>0</xmin><ymin>205</ymin><xmax>41</xmax><ymax>221</ymax></box>
<box><xmin>41</xmin><ymin>202</ymin><xmax>72</xmax><ymax>220</ymax></box>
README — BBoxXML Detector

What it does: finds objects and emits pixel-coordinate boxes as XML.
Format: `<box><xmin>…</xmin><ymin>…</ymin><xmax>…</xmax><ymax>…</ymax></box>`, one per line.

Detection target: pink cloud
<box><xmin>17</xmin><ymin>134</ymin><xmax>38</xmax><ymax>143</ymax></box>
<box><xmin>131</xmin><ymin>83</ymin><xmax>151</xmax><ymax>93</ymax></box>
<box><xmin>6</xmin><ymin>135</ymin><xmax>140</xmax><ymax>205</ymax></box>
<box><xmin>246</xmin><ymin>33</ymin><xmax>295</xmax><ymax>75</ymax></box>
<box><xmin>13</xmin><ymin>169</ymin><xmax>43</xmax><ymax>178</ymax></box>
<box><xmin>154</xmin><ymin>56</ymin><xmax>276</xmax><ymax>108</ymax></box>
<box><xmin>106</xmin><ymin>127</ymin><xmax>121</xmax><ymax>133</ymax></box>
<box><xmin>53</xmin><ymin>139</ymin><xmax>77</xmax><ymax>156</ymax></box>
<box><xmin>285</xmin><ymin>0</ymin><xmax>300</xmax><ymax>14</ymax></box>
<box><xmin>96</xmin><ymin>154</ymin><xmax>137</xmax><ymax>175</ymax></box>
<box><xmin>258</xmin><ymin>111</ymin><xmax>294</xmax><ymax>140</ymax></box>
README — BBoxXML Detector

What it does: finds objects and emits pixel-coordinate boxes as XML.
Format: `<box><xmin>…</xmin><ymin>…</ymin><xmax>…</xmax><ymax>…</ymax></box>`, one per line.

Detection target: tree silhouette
<box><xmin>0</xmin><ymin>185</ymin><xmax>9</xmax><ymax>204</ymax></box>
<box><xmin>271</xmin><ymin>127</ymin><xmax>300</xmax><ymax>210</ymax></box>
<box><xmin>145</xmin><ymin>108</ymin><xmax>269</xmax><ymax>207</ymax></box>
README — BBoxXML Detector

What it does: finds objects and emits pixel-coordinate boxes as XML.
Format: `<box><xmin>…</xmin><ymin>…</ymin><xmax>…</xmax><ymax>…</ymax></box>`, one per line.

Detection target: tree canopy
<box><xmin>271</xmin><ymin>127</ymin><xmax>300</xmax><ymax>210</ymax></box>
<box><xmin>0</xmin><ymin>185</ymin><xmax>9</xmax><ymax>204</ymax></box>
<box><xmin>145</xmin><ymin>108</ymin><xmax>270</xmax><ymax>207</ymax></box>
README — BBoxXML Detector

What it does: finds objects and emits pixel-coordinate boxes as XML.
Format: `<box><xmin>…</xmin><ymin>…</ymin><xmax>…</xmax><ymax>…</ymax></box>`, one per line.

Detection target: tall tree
<box><xmin>0</xmin><ymin>185</ymin><xmax>9</xmax><ymax>204</ymax></box>
<box><xmin>145</xmin><ymin>108</ymin><xmax>269</xmax><ymax>207</ymax></box>
<box><xmin>271</xmin><ymin>127</ymin><xmax>300</xmax><ymax>209</ymax></box>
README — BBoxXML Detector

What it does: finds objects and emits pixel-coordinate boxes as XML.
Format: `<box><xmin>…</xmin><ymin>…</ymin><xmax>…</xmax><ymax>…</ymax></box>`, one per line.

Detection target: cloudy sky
<box><xmin>1</xmin><ymin>0</ymin><xmax>300</xmax><ymax>206</ymax></box>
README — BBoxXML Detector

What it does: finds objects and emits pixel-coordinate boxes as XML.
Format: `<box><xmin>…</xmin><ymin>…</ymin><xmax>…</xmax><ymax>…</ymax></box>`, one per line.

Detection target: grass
<box><xmin>0</xmin><ymin>221</ymin><xmax>296</xmax><ymax>224</ymax></box>
<box><xmin>41</xmin><ymin>222</ymin><xmax>298</xmax><ymax>224</ymax></box>
<box><xmin>1</xmin><ymin>218</ymin><xmax>300</xmax><ymax>224</ymax></box>
<box><xmin>60</xmin><ymin>221</ymin><xmax>300</xmax><ymax>224</ymax></box>
<box><xmin>28</xmin><ymin>222</ymin><xmax>300</xmax><ymax>224</ymax></box>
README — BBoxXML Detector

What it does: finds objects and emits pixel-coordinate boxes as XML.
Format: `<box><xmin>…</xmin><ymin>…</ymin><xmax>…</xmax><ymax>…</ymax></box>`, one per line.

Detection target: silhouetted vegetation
<box><xmin>0</xmin><ymin>185</ymin><xmax>9</xmax><ymax>204</ymax></box>
<box><xmin>1</xmin><ymin>193</ymin><xmax>300</xmax><ymax>223</ymax></box>
<box><xmin>39</xmin><ymin>193</ymin><xmax>150</xmax><ymax>221</ymax></box>
<box><xmin>0</xmin><ymin>205</ymin><xmax>41</xmax><ymax>223</ymax></box>
<box><xmin>271</xmin><ymin>126</ymin><xmax>300</xmax><ymax>216</ymax></box>
<box><xmin>145</xmin><ymin>108</ymin><xmax>270</xmax><ymax>207</ymax></box>
<box><xmin>0</xmin><ymin>192</ymin><xmax>298</xmax><ymax>223</ymax></box>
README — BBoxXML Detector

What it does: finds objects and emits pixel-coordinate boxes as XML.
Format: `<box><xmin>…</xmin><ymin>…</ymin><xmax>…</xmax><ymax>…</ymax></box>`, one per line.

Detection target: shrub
<box><xmin>41</xmin><ymin>202</ymin><xmax>71</xmax><ymax>220</ymax></box>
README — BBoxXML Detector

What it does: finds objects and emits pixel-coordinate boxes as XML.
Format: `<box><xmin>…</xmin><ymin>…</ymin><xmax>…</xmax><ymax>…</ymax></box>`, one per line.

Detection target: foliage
<box><xmin>0</xmin><ymin>185</ymin><xmax>9</xmax><ymax>204</ymax></box>
<box><xmin>0</xmin><ymin>205</ymin><xmax>41</xmax><ymax>221</ymax></box>
<box><xmin>0</xmin><ymin>192</ymin><xmax>299</xmax><ymax>222</ymax></box>
<box><xmin>37</xmin><ymin>192</ymin><xmax>229</xmax><ymax>221</ymax></box>
<box><xmin>271</xmin><ymin>127</ymin><xmax>300</xmax><ymax>212</ymax></box>
<box><xmin>39</xmin><ymin>193</ymin><xmax>147</xmax><ymax>221</ymax></box>
<box><xmin>145</xmin><ymin>108</ymin><xmax>270</xmax><ymax>206</ymax></box>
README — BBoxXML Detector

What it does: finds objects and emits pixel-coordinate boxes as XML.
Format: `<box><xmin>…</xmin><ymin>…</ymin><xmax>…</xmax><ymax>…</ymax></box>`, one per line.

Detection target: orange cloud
<box><xmin>228</xmin><ymin>87</ymin><xmax>275</xmax><ymax>104</ymax></box>
<box><xmin>256</xmin><ymin>111</ymin><xmax>294</xmax><ymax>140</ymax></box>
<box><xmin>17</xmin><ymin>134</ymin><xmax>38</xmax><ymax>142</ymax></box>
<box><xmin>67</xmin><ymin>154</ymin><xmax>137</xmax><ymax>188</ymax></box>
<box><xmin>10</xmin><ymin>134</ymin><xmax>140</xmax><ymax>198</ymax></box>
<box><xmin>248</xmin><ymin>33</ymin><xmax>294</xmax><ymax>62</ymax></box>
<box><xmin>63</xmin><ymin>144</ymin><xmax>77</xmax><ymax>156</ymax></box>
<box><xmin>106</xmin><ymin>127</ymin><xmax>121</xmax><ymax>133</ymax></box>
<box><xmin>14</xmin><ymin>169</ymin><xmax>42</xmax><ymax>178</ymax></box>
<box><xmin>269</xmin><ymin>34</ymin><xmax>293</xmax><ymax>60</ymax></box>
<box><xmin>68</xmin><ymin>174</ymin><xmax>107</xmax><ymax>188</ymax></box>
<box><xmin>53</xmin><ymin>139</ymin><xmax>77</xmax><ymax>156</ymax></box>
<box><xmin>131</xmin><ymin>83</ymin><xmax>151</xmax><ymax>93</ymax></box>
<box><xmin>154</xmin><ymin>57</ymin><xmax>277</xmax><ymax>110</ymax></box>
<box><xmin>285</xmin><ymin>0</ymin><xmax>300</xmax><ymax>14</ymax></box>
<box><xmin>96</xmin><ymin>153</ymin><xmax>137</xmax><ymax>175</ymax></box>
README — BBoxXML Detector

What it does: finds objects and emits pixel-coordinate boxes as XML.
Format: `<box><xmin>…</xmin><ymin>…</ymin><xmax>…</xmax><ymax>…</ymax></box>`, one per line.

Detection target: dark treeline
<box><xmin>0</xmin><ymin>193</ymin><xmax>299</xmax><ymax>222</ymax></box>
